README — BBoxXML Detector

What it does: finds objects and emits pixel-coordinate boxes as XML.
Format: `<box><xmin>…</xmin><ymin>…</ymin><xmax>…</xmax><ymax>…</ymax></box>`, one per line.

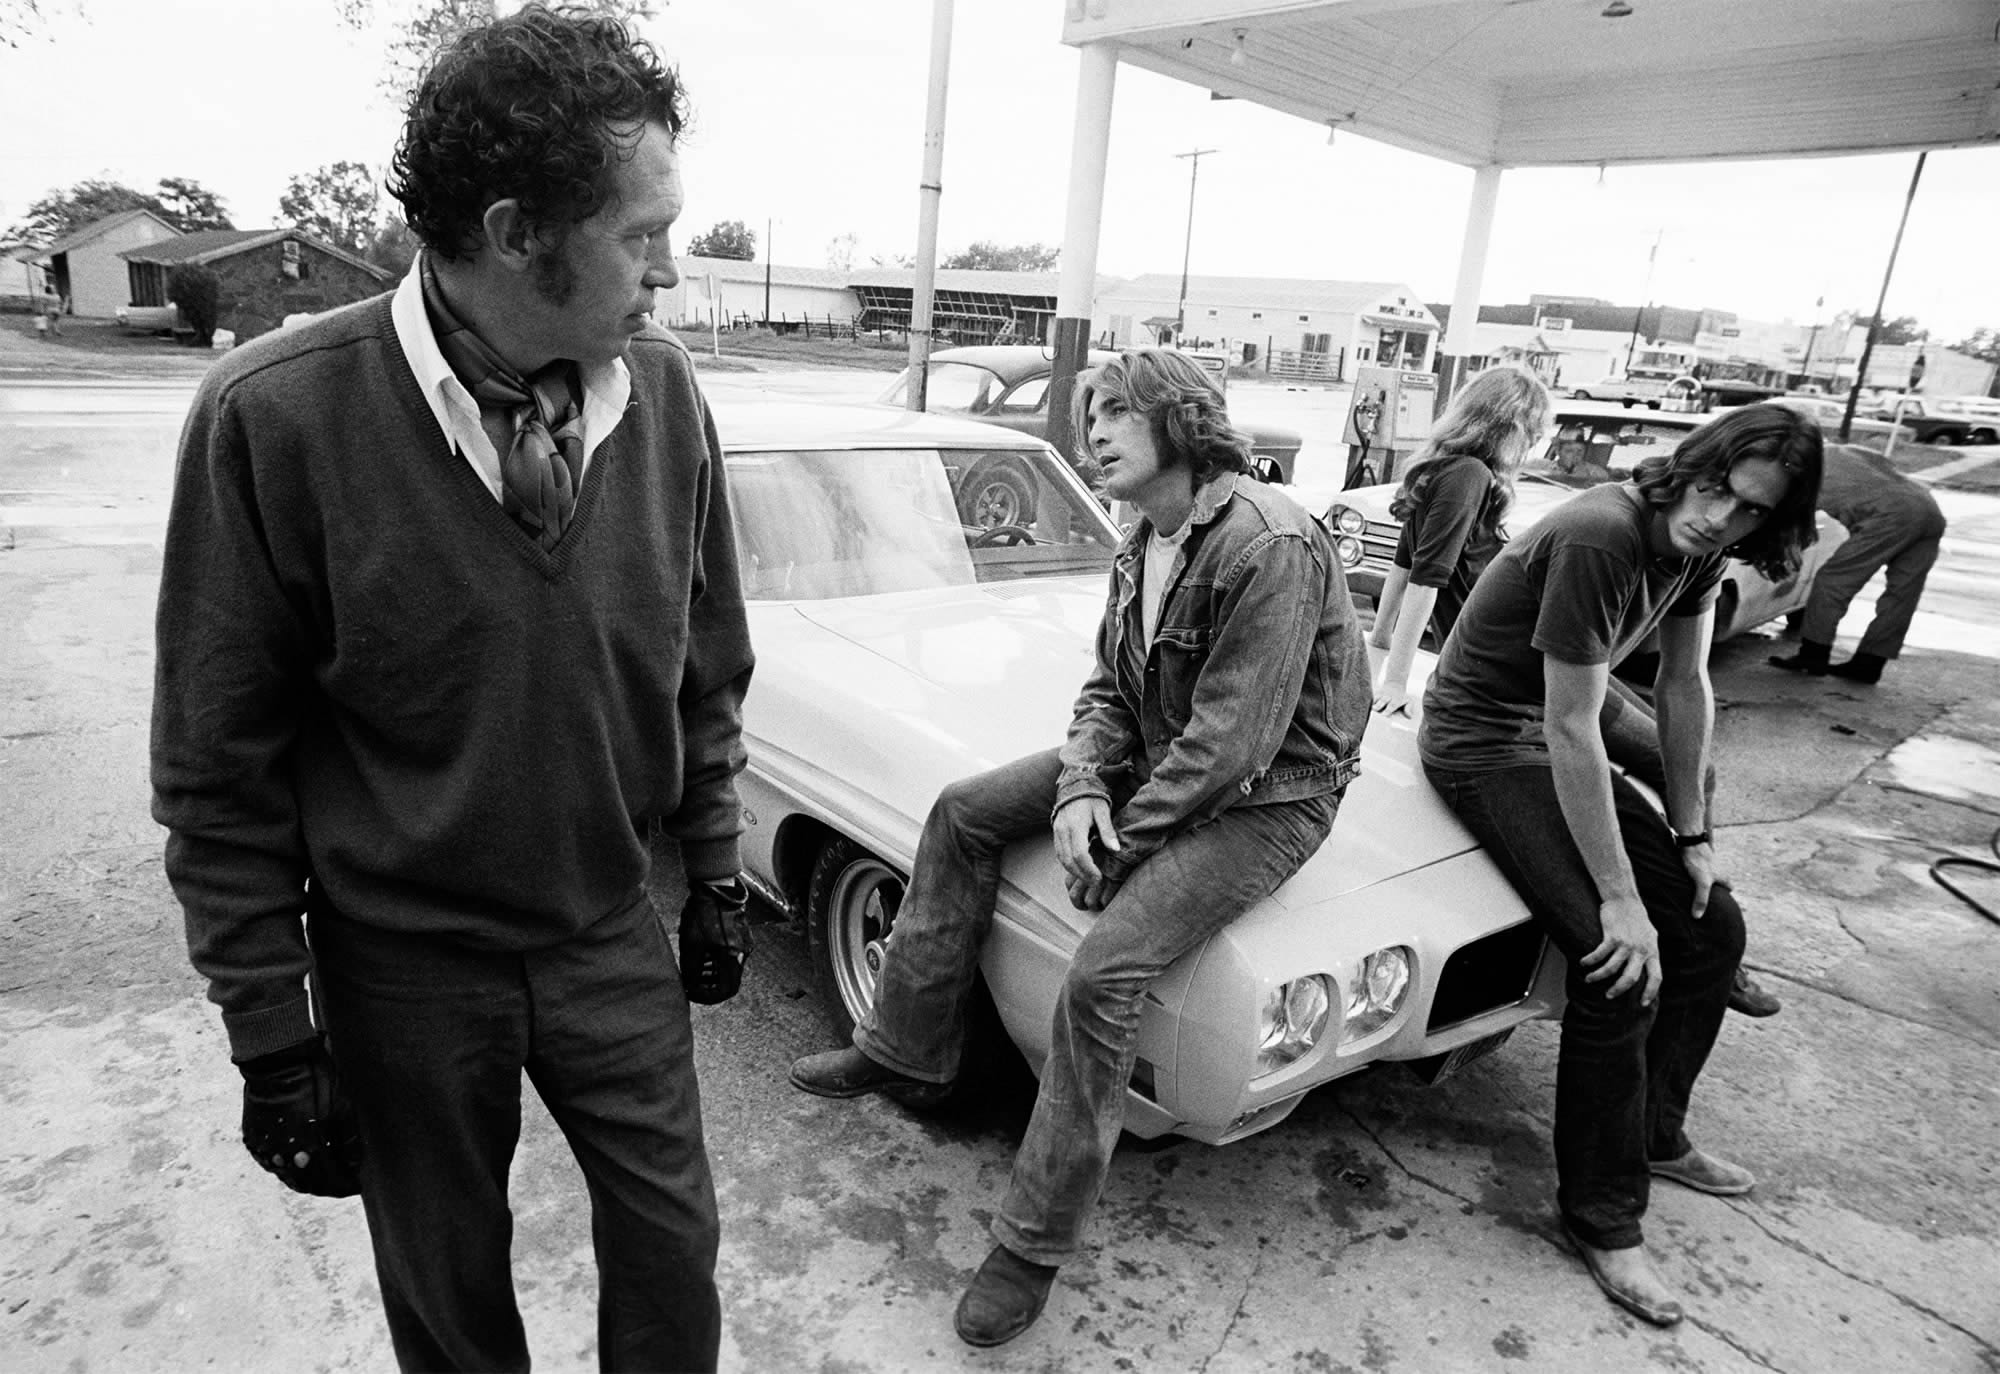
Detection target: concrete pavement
<box><xmin>3</xmin><ymin>368</ymin><xmax>1997</xmax><ymax>1372</ymax></box>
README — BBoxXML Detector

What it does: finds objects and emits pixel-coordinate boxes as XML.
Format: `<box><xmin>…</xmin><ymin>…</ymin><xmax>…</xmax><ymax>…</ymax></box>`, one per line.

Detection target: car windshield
<box><xmin>874</xmin><ymin>362</ymin><xmax>1006</xmax><ymax>414</ymax></box>
<box><xmin>1521</xmin><ymin>417</ymin><xmax>1694</xmax><ymax>491</ymax></box>
<box><xmin>726</xmin><ymin>445</ymin><xmax>1119</xmax><ymax>600</ymax></box>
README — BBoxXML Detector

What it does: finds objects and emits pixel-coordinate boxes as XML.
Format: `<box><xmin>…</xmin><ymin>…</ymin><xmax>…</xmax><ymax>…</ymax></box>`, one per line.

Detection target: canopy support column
<box><xmin>1438</xmin><ymin>164</ymin><xmax>1503</xmax><ymax>408</ymax></box>
<box><xmin>1046</xmin><ymin>41</ymin><xmax>1118</xmax><ymax>464</ymax></box>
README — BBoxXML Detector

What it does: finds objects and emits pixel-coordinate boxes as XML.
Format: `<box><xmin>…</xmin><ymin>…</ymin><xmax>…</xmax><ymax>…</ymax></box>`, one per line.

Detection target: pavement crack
<box><xmin>1197</xmin><ymin>1240</ymin><xmax>1263</xmax><ymax>1373</ymax></box>
<box><xmin>1682</xmin><ymin>1312</ymin><xmax>1786</xmax><ymax>1370</ymax></box>
<box><xmin>1338</xmin><ymin>1104</ymin><xmax>1481</xmax><ymax>1208</ymax></box>
<box><xmin>1731</xmin><ymin>1204</ymin><xmax>1999</xmax><ymax>1358</ymax></box>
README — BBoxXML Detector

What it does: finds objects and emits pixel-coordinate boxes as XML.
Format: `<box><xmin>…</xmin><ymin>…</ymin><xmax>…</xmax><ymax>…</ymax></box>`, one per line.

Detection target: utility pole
<box><xmin>1623</xmin><ymin>228</ymin><xmax>1663</xmax><ymax>373</ymax></box>
<box><xmin>1174</xmin><ymin>147</ymin><xmax>1219</xmax><ymax>342</ymax></box>
<box><xmin>1842</xmin><ymin>152</ymin><xmax>1926</xmax><ymax>443</ymax></box>
<box><xmin>907</xmin><ymin>0</ymin><xmax>954</xmax><ymax>411</ymax></box>
<box><xmin>763</xmin><ymin>217</ymin><xmax>772</xmax><ymax>327</ymax></box>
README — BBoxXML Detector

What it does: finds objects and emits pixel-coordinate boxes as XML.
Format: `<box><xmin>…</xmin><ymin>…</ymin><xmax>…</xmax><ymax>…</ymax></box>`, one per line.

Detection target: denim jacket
<box><xmin>1055</xmin><ymin>472</ymin><xmax>1372</xmax><ymax>881</ymax></box>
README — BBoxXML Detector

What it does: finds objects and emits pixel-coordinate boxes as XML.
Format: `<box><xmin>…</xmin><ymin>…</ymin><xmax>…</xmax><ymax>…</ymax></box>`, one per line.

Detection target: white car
<box><xmin>718</xmin><ymin>401</ymin><xmax>1563</xmax><ymax>1145</ymax></box>
<box><xmin>1325</xmin><ymin>400</ymin><xmax>1850</xmax><ymax>641</ymax></box>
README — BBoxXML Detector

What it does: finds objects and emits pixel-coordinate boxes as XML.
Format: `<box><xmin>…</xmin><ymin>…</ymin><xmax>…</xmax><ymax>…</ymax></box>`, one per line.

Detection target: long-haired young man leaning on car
<box><xmin>791</xmin><ymin>348</ymin><xmax>1373</xmax><ymax>1347</ymax></box>
<box><xmin>1418</xmin><ymin>403</ymin><xmax>1822</xmax><ymax>1326</ymax></box>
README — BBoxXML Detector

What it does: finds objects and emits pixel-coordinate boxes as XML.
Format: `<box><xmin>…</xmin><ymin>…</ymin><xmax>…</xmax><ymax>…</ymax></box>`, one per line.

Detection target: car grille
<box><xmin>1356</xmin><ymin>516</ymin><xmax>1399</xmax><ymax>572</ymax></box>
<box><xmin>1426</xmin><ymin>921</ymin><xmax>1548</xmax><ymax>1032</ymax></box>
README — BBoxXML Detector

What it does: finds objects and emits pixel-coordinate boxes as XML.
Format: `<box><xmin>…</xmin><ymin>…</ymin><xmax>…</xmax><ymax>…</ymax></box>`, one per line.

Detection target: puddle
<box><xmin>1880</xmin><ymin>734</ymin><xmax>2000</xmax><ymax>805</ymax></box>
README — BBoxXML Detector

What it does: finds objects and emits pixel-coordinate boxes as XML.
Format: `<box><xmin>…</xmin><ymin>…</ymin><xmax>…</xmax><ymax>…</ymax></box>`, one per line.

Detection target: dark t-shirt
<box><xmin>1390</xmin><ymin>451</ymin><xmax>1502</xmax><ymax>641</ymax></box>
<box><xmin>1418</xmin><ymin>482</ymin><xmax>1724</xmax><ymax>771</ymax></box>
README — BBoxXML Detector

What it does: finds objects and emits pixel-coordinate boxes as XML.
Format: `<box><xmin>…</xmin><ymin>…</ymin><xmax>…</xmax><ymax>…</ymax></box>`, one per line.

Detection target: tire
<box><xmin>955</xmin><ymin>458</ymin><xmax>1036</xmax><ymax>529</ymax></box>
<box><xmin>1973</xmin><ymin>429</ymin><xmax>1998</xmax><ymax>445</ymax></box>
<box><xmin>1925</xmin><ymin>432</ymin><xmax>1956</xmax><ymax>446</ymax></box>
<box><xmin>802</xmin><ymin>835</ymin><xmax>1025</xmax><ymax>1101</ymax></box>
<box><xmin>806</xmin><ymin>837</ymin><xmax>902</xmax><ymax>1040</ymax></box>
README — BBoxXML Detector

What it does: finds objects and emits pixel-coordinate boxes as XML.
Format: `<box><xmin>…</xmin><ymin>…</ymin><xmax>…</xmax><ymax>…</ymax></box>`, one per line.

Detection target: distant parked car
<box><xmin>116</xmin><ymin>304</ymin><xmax>180</xmax><ymax>335</ymax></box>
<box><xmin>1895</xmin><ymin>396</ymin><xmax>2000</xmax><ymax>446</ymax></box>
<box><xmin>1769</xmin><ymin>394</ymin><xmax>1917</xmax><ymax>449</ymax></box>
<box><xmin>877</xmin><ymin>345</ymin><xmax>1304</xmax><ymax>525</ymax></box>
<box><xmin>1322</xmin><ymin>400</ymin><xmax>1849</xmax><ymax>645</ymax></box>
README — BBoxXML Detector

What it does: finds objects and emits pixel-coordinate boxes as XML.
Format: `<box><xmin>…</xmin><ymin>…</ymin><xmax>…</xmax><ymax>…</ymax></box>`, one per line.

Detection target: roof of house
<box><xmin>121</xmin><ymin>228</ymin><xmax>392</xmax><ymax>280</ymax></box>
<box><xmin>1099</xmin><ymin>274</ymin><xmax>1435</xmax><ymax>320</ymax></box>
<box><xmin>678</xmin><ymin>254</ymin><xmax>852</xmax><ymax>291</ymax></box>
<box><xmin>40</xmin><ymin>208</ymin><xmax>181</xmax><ymax>256</ymax></box>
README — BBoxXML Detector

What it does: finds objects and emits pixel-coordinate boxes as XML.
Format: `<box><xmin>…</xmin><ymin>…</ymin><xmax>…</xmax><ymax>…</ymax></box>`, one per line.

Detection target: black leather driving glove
<box><xmin>679</xmin><ymin>875</ymin><xmax>753</xmax><ymax>1004</ymax></box>
<box><xmin>238</xmin><ymin>1036</ymin><xmax>364</xmax><ymax>1198</ymax></box>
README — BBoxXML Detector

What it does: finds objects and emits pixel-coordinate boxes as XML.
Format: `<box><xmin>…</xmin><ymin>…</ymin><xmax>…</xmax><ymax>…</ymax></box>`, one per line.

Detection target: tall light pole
<box><xmin>763</xmin><ymin>216</ymin><xmax>773</xmax><ymax>327</ymax></box>
<box><xmin>1173</xmin><ymin>147</ymin><xmax>1219</xmax><ymax>343</ymax></box>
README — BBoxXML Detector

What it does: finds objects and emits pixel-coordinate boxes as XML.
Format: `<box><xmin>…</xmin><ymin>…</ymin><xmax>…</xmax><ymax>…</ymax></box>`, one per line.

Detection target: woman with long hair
<box><xmin>1369</xmin><ymin>364</ymin><xmax>1552</xmax><ymax>714</ymax></box>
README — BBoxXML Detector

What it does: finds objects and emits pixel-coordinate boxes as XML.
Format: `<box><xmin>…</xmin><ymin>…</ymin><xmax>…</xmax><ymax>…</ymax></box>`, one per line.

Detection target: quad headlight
<box><xmin>1256</xmin><ymin>975</ymin><xmax>1332</xmax><ymax>1073</ymax></box>
<box><xmin>1327</xmin><ymin>503</ymin><xmax>1368</xmax><ymax>536</ymax></box>
<box><xmin>1345</xmin><ymin>946</ymin><xmax>1413</xmax><ymax>1040</ymax></box>
<box><xmin>1254</xmin><ymin>946</ymin><xmax>1413</xmax><ymax>1076</ymax></box>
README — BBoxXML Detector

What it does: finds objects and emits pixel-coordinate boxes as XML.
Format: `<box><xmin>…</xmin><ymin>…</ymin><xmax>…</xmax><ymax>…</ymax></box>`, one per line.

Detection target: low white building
<box><xmin>656</xmin><ymin>255</ymin><xmax>855</xmax><ymax>330</ymax></box>
<box><xmin>1092</xmin><ymin>275</ymin><xmax>1437</xmax><ymax>379</ymax></box>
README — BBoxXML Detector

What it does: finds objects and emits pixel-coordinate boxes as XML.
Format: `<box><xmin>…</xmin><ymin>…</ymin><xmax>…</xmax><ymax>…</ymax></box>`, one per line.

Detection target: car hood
<box><xmin>743</xmin><ymin>580</ymin><xmax>1484</xmax><ymax>920</ymax></box>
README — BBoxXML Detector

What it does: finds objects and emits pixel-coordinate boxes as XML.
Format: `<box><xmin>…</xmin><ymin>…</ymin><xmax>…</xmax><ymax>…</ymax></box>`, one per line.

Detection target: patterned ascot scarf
<box><xmin>420</xmin><ymin>259</ymin><xmax>586</xmax><ymax>551</ymax></box>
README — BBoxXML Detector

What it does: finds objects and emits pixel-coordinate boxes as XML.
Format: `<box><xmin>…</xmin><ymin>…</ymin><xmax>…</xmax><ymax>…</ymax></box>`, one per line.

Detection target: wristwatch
<box><xmin>1672</xmin><ymin>829</ymin><xmax>1713</xmax><ymax>848</ymax></box>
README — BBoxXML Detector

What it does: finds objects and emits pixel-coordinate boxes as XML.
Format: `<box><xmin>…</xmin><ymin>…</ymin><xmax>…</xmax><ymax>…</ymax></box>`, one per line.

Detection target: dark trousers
<box><xmin>1422</xmin><ymin>760</ymin><xmax>1744</xmax><ymax>1251</ymax></box>
<box><xmin>311</xmin><ymin>895</ymin><xmax>721</xmax><ymax>1373</ymax></box>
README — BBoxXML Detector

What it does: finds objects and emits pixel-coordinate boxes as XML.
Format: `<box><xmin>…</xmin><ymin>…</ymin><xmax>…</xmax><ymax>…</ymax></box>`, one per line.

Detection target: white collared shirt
<box><xmin>389</xmin><ymin>257</ymin><xmax>633</xmax><ymax>501</ymax></box>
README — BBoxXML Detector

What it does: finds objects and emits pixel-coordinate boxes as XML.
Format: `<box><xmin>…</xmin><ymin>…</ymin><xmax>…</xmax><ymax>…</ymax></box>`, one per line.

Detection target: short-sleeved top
<box><xmin>1418</xmin><ymin>482</ymin><xmax>1725</xmax><ymax>771</ymax></box>
<box><xmin>1390</xmin><ymin>451</ymin><xmax>1503</xmax><ymax>641</ymax></box>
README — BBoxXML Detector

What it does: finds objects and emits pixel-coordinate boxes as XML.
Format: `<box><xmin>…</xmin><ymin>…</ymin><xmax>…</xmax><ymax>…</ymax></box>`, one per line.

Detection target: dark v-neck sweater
<box><xmin>151</xmin><ymin>293</ymin><xmax>755</xmax><ymax>1058</ymax></box>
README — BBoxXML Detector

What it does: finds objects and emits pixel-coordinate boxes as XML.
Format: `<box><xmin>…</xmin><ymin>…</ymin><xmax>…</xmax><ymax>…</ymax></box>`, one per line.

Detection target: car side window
<box><xmin>997</xmin><ymin>376</ymin><xmax>1051</xmax><ymax>414</ymax></box>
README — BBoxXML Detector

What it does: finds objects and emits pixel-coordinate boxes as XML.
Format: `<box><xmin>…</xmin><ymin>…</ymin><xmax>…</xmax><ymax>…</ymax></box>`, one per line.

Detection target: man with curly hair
<box><xmin>790</xmin><ymin>348</ymin><xmax>1373</xmax><ymax>1347</ymax></box>
<box><xmin>1418</xmin><ymin>403</ymin><xmax>1822</xmax><ymax>1328</ymax></box>
<box><xmin>150</xmin><ymin>6</ymin><xmax>750</xmax><ymax>1369</ymax></box>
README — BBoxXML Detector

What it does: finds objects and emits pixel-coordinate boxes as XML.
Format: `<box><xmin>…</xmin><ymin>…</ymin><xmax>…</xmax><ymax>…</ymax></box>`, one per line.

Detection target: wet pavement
<box><xmin>3</xmin><ymin>364</ymin><xmax>1997</xmax><ymax>1373</ymax></box>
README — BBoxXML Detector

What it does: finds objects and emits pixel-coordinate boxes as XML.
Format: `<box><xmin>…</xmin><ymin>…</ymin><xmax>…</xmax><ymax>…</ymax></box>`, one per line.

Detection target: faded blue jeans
<box><xmin>1421</xmin><ymin>758</ymin><xmax>1743</xmax><ymax>1251</ymax></box>
<box><xmin>854</xmin><ymin>747</ymin><xmax>1339</xmax><ymax>1266</ymax></box>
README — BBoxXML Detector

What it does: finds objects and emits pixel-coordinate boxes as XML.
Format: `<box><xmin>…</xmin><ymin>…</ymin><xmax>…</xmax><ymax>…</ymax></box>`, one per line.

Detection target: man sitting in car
<box><xmin>789</xmin><ymin>348</ymin><xmax>1373</xmax><ymax>1349</ymax></box>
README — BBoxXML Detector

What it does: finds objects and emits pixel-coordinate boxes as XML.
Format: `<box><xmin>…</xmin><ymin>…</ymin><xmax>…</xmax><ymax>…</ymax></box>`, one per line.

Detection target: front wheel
<box><xmin>806</xmin><ymin>837</ymin><xmax>903</xmax><ymax>1039</ymax></box>
<box><xmin>802</xmin><ymin>835</ymin><xmax>1024</xmax><ymax>1098</ymax></box>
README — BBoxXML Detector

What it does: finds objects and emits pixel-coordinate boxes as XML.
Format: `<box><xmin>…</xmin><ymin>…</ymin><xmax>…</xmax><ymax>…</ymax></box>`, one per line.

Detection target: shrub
<box><xmin>167</xmin><ymin>264</ymin><xmax>222</xmax><ymax>346</ymax></box>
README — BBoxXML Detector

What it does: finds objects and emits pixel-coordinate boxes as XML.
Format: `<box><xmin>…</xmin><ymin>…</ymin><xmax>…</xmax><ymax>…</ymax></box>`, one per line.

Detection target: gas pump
<box><xmin>1342</xmin><ymin>366</ymin><xmax>1437</xmax><ymax>488</ymax></box>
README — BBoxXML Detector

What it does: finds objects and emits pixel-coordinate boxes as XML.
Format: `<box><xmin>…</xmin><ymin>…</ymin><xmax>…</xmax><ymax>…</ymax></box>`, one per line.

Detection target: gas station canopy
<box><xmin>1058</xmin><ymin>0</ymin><xmax>2000</xmax><ymax>168</ymax></box>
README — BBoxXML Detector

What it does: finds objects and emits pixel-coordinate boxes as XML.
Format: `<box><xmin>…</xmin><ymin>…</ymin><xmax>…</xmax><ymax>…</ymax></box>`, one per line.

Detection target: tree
<box><xmin>1947</xmin><ymin>327</ymin><xmax>2000</xmax><ymax>364</ymax></box>
<box><xmin>941</xmin><ymin>241</ymin><xmax>1059</xmax><ymax>272</ymax></box>
<box><xmin>2</xmin><ymin>0</ymin><xmax>80</xmax><ymax>49</ymax></box>
<box><xmin>4</xmin><ymin>176</ymin><xmax>230</xmax><ymax>246</ymax></box>
<box><xmin>365</xmin><ymin>212</ymin><xmax>421</xmax><ymax>278</ymax></box>
<box><xmin>1842</xmin><ymin>310</ymin><xmax>1926</xmax><ymax>346</ymax></box>
<box><xmin>167</xmin><ymin>263</ymin><xmax>221</xmax><ymax>347</ymax></box>
<box><xmin>154</xmin><ymin>176</ymin><xmax>235</xmax><ymax>233</ymax></box>
<box><xmin>687</xmin><ymin>219</ymin><xmax>756</xmax><ymax>261</ymax></box>
<box><xmin>824</xmin><ymin>232</ymin><xmax>859</xmax><ymax>274</ymax></box>
<box><xmin>278</xmin><ymin>162</ymin><xmax>381</xmax><ymax>255</ymax></box>
<box><xmin>336</xmin><ymin>0</ymin><xmax>656</xmax><ymax>104</ymax></box>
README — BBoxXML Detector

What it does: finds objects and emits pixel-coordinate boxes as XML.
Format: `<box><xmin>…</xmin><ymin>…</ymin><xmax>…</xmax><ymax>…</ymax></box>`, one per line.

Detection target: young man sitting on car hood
<box><xmin>790</xmin><ymin>347</ymin><xmax>1373</xmax><ymax>1348</ymax></box>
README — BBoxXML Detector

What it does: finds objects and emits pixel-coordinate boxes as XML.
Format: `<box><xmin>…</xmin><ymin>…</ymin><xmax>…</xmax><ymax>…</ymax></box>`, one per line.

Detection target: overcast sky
<box><xmin>4</xmin><ymin>0</ymin><xmax>1997</xmax><ymax>342</ymax></box>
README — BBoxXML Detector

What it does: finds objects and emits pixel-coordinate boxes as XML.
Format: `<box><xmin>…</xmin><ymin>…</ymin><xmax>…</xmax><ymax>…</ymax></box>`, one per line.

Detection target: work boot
<box><xmin>1768</xmin><ymin>639</ymin><xmax>1831</xmax><ymax>675</ymax></box>
<box><xmin>955</xmin><ymin>1244</ymin><xmax>1059</xmax><ymax>1347</ymax></box>
<box><xmin>1727</xmin><ymin>967</ymin><xmax>1782</xmax><ymax>1018</ymax></box>
<box><xmin>1827</xmin><ymin>652</ymin><xmax>1885</xmax><ymax>685</ymax></box>
<box><xmin>788</xmin><ymin>1046</ymin><xmax>952</xmax><ymax>1106</ymax></box>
